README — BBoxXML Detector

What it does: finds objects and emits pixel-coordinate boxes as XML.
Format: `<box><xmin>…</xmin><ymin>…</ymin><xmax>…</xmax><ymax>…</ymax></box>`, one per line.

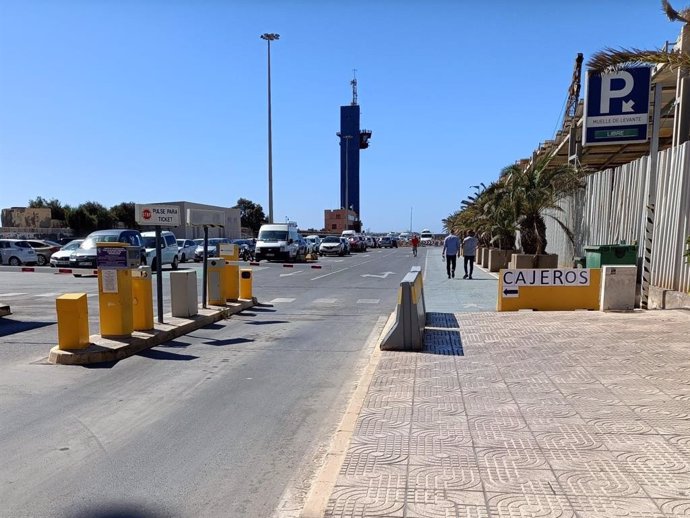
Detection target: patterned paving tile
<box><xmin>655</xmin><ymin>499</ymin><xmax>690</xmax><ymax>517</ymax></box>
<box><xmin>408</xmin><ymin>465</ymin><xmax>483</xmax><ymax>491</ymax></box>
<box><xmin>556</xmin><ymin>469</ymin><xmax>646</xmax><ymax>497</ymax></box>
<box><xmin>406</xmin><ymin>489</ymin><xmax>488</xmax><ymax>518</ymax></box>
<box><xmin>485</xmin><ymin>493</ymin><xmax>575</xmax><ymax>517</ymax></box>
<box><xmin>325</xmin><ymin>485</ymin><xmax>406</xmax><ymax>518</ymax></box>
<box><xmin>632</xmin><ymin>471</ymin><xmax>690</xmax><ymax>499</ymax></box>
<box><xmin>566</xmin><ymin>495</ymin><xmax>665</xmax><ymax>517</ymax></box>
<box><xmin>613</xmin><ymin>450</ymin><xmax>690</xmax><ymax>474</ymax></box>
<box><xmin>479</xmin><ymin>466</ymin><xmax>560</xmax><ymax>495</ymax></box>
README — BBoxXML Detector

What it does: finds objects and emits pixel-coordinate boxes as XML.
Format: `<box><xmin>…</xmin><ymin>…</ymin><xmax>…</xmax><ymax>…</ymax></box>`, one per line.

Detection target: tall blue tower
<box><xmin>338</xmin><ymin>76</ymin><xmax>371</xmax><ymax>223</ymax></box>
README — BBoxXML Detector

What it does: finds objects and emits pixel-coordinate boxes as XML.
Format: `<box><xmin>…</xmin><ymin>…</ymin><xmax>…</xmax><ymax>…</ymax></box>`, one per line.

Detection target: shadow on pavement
<box><xmin>137</xmin><ymin>349</ymin><xmax>199</xmax><ymax>361</ymax></box>
<box><xmin>0</xmin><ymin>319</ymin><xmax>54</xmax><ymax>337</ymax></box>
<box><xmin>158</xmin><ymin>339</ymin><xmax>191</xmax><ymax>349</ymax></box>
<box><xmin>203</xmin><ymin>337</ymin><xmax>254</xmax><ymax>347</ymax></box>
<box><xmin>422</xmin><ymin>329</ymin><xmax>464</xmax><ymax>356</ymax></box>
<box><xmin>245</xmin><ymin>320</ymin><xmax>289</xmax><ymax>326</ymax></box>
<box><xmin>426</xmin><ymin>312</ymin><xmax>459</xmax><ymax>328</ymax></box>
<box><xmin>82</xmin><ymin>360</ymin><xmax>120</xmax><ymax>369</ymax></box>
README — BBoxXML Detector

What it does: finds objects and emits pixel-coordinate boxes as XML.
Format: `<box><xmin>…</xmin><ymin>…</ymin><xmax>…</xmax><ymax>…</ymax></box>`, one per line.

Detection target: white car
<box><xmin>50</xmin><ymin>239</ymin><xmax>84</xmax><ymax>267</ymax></box>
<box><xmin>319</xmin><ymin>236</ymin><xmax>346</xmax><ymax>256</ymax></box>
<box><xmin>141</xmin><ymin>230</ymin><xmax>180</xmax><ymax>270</ymax></box>
<box><xmin>177</xmin><ymin>239</ymin><xmax>197</xmax><ymax>263</ymax></box>
<box><xmin>0</xmin><ymin>239</ymin><xmax>38</xmax><ymax>266</ymax></box>
<box><xmin>304</xmin><ymin>235</ymin><xmax>321</xmax><ymax>254</ymax></box>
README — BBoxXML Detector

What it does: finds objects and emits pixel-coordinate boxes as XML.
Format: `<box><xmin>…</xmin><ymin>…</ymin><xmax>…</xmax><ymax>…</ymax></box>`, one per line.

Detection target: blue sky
<box><xmin>0</xmin><ymin>0</ymin><xmax>679</xmax><ymax>234</ymax></box>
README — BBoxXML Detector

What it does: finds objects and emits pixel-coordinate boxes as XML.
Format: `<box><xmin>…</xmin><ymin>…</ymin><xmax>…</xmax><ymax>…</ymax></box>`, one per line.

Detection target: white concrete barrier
<box><xmin>380</xmin><ymin>267</ymin><xmax>426</xmax><ymax>351</ymax></box>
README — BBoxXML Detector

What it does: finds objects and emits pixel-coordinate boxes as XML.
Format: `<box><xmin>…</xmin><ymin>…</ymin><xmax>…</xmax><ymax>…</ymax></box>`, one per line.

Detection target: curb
<box><xmin>297</xmin><ymin>312</ymin><xmax>393</xmax><ymax>518</ymax></box>
<box><xmin>48</xmin><ymin>297</ymin><xmax>258</xmax><ymax>365</ymax></box>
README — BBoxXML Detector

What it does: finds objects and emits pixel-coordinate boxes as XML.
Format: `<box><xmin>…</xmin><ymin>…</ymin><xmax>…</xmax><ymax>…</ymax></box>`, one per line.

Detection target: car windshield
<box><xmin>142</xmin><ymin>237</ymin><xmax>159</xmax><ymax>248</ymax></box>
<box><xmin>81</xmin><ymin>234</ymin><xmax>124</xmax><ymax>249</ymax></box>
<box><xmin>259</xmin><ymin>230</ymin><xmax>288</xmax><ymax>241</ymax></box>
<box><xmin>62</xmin><ymin>241</ymin><xmax>82</xmax><ymax>251</ymax></box>
<box><xmin>323</xmin><ymin>236</ymin><xmax>339</xmax><ymax>243</ymax></box>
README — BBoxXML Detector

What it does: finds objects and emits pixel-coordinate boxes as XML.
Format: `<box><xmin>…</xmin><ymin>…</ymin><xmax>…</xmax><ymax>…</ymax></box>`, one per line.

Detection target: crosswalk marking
<box><xmin>313</xmin><ymin>298</ymin><xmax>337</xmax><ymax>304</ymax></box>
<box><xmin>357</xmin><ymin>299</ymin><xmax>380</xmax><ymax>304</ymax></box>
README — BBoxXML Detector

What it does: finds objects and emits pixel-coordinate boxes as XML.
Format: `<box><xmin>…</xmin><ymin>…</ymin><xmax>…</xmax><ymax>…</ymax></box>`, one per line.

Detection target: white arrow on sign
<box><xmin>622</xmin><ymin>99</ymin><xmax>635</xmax><ymax>112</ymax></box>
<box><xmin>361</xmin><ymin>272</ymin><xmax>395</xmax><ymax>279</ymax></box>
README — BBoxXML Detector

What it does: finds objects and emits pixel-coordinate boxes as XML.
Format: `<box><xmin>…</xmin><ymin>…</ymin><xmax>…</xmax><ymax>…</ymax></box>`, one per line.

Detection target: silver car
<box><xmin>0</xmin><ymin>239</ymin><xmax>38</xmax><ymax>266</ymax></box>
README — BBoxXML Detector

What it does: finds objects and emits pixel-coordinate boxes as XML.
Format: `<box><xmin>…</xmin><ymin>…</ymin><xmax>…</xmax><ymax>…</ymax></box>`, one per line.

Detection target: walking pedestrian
<box><xmin>441</xmin><ymin>231</ymin><xmax>460</xmax><ymax>279</ymax></box>
<box><xmin>462</xmin><ymin>229</ymin><xmax>479</xmax><ymax>279</ymax></box>
<box><xmin>410</xmin><ymin>234</ymin><xmax>420</xmax><ymax>257</ymax></box>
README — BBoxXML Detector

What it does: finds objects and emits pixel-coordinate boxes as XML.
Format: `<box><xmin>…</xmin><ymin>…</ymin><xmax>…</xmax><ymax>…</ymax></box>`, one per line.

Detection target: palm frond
<box><xmin>587</xmin><ymin>47</ymin><xmax>690</xmax><ymax>72</ymax></box>
<box><xmin>662</xmin><ymin>0</ymin><xmax>690</xmax><ymax>23</ymax></box>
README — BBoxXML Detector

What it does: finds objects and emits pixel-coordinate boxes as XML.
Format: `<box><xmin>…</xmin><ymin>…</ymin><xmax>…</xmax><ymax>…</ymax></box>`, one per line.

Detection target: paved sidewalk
<box><xmin>322</xmin><ymin>254</ymin><xmax>690</xmax><ymax>517</ymax></box>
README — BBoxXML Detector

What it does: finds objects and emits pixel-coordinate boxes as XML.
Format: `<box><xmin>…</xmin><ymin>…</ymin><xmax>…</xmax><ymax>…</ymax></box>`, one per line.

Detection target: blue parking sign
<box><xmin>584</xmin><ymin>67</ymin><xmax>651</xmax><ymax>146</ymax></box>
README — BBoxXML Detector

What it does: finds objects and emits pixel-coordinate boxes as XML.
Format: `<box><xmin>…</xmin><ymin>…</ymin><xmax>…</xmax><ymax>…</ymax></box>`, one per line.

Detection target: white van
<box><xmin>341</xmin><ymin>229</ymin><xmax>356</xmax><ymax>238</ymax></box>
<box><xmin>141</xmin><ymin>230</ymin><xmax>180</xmax><ymax>270</ymax></box>
<box><xmin>255</xmin><ymin>222</ymin><xmax>306</xmax><ymax>262</ymax></box>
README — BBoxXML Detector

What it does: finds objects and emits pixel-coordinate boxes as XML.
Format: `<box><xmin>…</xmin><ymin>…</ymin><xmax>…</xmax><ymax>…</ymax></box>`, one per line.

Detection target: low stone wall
<box><xmin>648</xmin><ymin>286</ymin><xmax>690</xmax><ymax>309</ymax></box>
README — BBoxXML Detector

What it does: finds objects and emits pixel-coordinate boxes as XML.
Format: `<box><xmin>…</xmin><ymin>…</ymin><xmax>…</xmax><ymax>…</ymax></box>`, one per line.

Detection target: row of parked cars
<box><xmin>0</xmin><ymin>230</ymin><xmax>257</xmax><ymax>269</ymax></box>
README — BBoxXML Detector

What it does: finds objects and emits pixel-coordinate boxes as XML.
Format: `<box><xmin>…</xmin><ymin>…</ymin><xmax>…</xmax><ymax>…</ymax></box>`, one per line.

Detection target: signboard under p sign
<box><xmin>135</xmin><ymin>204</ymin><xmax>181</xmax><ymax>226</ymax></box>
<box><xmin>583</xmin><ymin>66</ymin><xmax>651</xmax><ymax>146</ymax></box>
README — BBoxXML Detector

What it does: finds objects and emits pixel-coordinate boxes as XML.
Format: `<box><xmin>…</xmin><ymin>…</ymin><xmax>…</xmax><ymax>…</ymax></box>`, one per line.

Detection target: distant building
<box><xmin>324</xmin><ymin>208</ymin><xmax>358</xmax><ymax>233</ymax></box>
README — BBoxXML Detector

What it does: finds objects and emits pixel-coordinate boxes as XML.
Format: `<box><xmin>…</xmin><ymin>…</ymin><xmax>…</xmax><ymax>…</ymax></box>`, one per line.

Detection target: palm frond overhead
<box><xmin>588</xmin><ymin>47</ymin><xmax>690</xmax><ymax>72</ymax></box>
<box><xmin>662</xmin><ymin>0</ymin><xmax>690</xmax><ymax>22</ymax></box>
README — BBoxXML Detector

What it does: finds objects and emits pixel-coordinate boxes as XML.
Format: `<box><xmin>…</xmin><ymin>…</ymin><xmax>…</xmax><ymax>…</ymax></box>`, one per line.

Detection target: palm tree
<box><xmin>588</xmin><ymin>1</ymin><xmax>689</xmax><ymax>72</ymax></box>
<box><xmin>504</xmin><ymin>157</ymin><xmax>588</xmax><ymax>256</ymax></box>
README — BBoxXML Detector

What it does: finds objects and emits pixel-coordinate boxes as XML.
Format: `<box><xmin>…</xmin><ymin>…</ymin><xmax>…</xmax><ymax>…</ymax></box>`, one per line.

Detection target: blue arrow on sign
<box><xmin>583</xmin><ymin>67</ymin><xmax>651</xmax><ymax>146</ymax></box>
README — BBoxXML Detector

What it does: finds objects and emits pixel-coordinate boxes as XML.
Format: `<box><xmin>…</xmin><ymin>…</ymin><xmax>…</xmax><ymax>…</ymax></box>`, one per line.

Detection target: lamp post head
<box><xmin>261</xmin><ymin>33</ymin><xmax>280</xmax><ymax>41</ymax></box>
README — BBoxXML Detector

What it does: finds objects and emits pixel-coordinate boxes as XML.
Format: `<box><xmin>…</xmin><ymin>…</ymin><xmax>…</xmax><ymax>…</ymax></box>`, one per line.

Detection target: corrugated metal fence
<box><xmin>545</xmin><ymin>141</ymin><xmax>690</xmax><ymax>293</ymax></box>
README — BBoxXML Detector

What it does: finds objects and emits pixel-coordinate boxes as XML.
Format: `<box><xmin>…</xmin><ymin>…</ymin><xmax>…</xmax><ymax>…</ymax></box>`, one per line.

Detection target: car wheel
<box><xmin>9</xmin><ymin>257</ymin><xmax>20</xmax><ymax>266</ymax></box>
<box><xmin>180</xmin><ymin>253</ymin><xmax>186</xmax><ymax>263</ymax></box>
<box><xmin>36</xmin><ymin>254</ymin><xmax>47</xmax><ymax>266</ymax></box>
<box><xmin>172</xmin><ymin>256</ymin><xmax>179</xmax><ymax>270</ymax></box>
<box><xmin>151</xmin><ymin>258</ymin><xmax>157</xmax><ymax>270</ymax></box>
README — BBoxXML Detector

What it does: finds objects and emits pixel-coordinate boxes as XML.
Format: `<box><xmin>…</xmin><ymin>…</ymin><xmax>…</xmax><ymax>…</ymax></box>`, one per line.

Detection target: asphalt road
<box><xmin>0</xmin><ymin>246</ymin><xmax>432</xmax><ymax>518</ymax></box>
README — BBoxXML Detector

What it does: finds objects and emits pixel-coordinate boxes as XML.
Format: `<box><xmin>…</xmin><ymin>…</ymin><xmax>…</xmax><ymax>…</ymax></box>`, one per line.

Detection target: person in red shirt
<box><xmin>410</xmin><ymin>234</ymin><xmax>420</xmax><ymax>257</ymax></box>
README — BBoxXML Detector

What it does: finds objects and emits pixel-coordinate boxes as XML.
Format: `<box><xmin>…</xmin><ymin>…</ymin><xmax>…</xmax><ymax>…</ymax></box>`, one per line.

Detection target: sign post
<box><xmin>135</xmin><ymin>204</ymin><xmax>182</xmax><ymax>323</ymax></box>
<box><xmin>583</xmin><ymin>67</ymin><xmax>651</xmax><ymax>146</ymax></box>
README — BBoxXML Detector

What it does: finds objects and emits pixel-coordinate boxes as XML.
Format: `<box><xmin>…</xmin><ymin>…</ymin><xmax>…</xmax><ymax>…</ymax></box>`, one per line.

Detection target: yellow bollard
<box><xmin>132</xmin><ymin>266</ymin><xmax>153</xmax><ymax>331</ymax></box>
<box><xmin>207</xmin><ymin>257</ymin><xmax>226</xmax><ymax>305</ymax></box>
<box><xmin>224</xmin><ymin>262</ymin><xmax>240</xmax><ymax>301</ymax></box>
<box><xmin>220</xmin><ymin>244</ymin><xmax>239</xmax><ymax>301</ymax></box>
<box><xmin>239</xmin><ymin>269</ymin><xmax>253</xmax><ymax>299</ymax></box>
<box><xmin>56</xmin><ymin>293</ymin><xmax>90</xmax><ymax>350</ymax></box>
<box><xmin>98</xmin><ymin>269</ymin><xmax>134</xmax><ymax>338</ymax></box>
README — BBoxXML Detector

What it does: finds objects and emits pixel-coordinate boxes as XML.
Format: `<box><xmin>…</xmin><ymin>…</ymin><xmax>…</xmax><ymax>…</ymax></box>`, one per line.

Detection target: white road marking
<box><xmin>35</xmin><ymin>293</ymin><xmax>61</xmax><ymax>298</ymax></box>
<box><xmin>313</xmin><ymin>298</ymin><xmax>337</xmax><ymax>304</ymax></box>
<box><xmin>310</xmin><ymin>255</ymin><xmax>386</xmax><ymax>281</ymax></box>
<box><xmin>0</xmin><ymin>293</ymin><xmax>28</xmax><ymax>297</ymax></box>
<box><xmin>357</xmin><ymin>299</ymin><xmax>380</xmax><ymax>304</ymax></box>
<box><xmin>361</xmin><ymin>272</ymin><xmax>395</xmax><ymax>279</ymax></box>
<box><xmin>269</xmin><ymin>298</ymin><xmax>296</xmax><ymax>303</ymax></box>
<box><xmin>279</xmin><ymin>270</ymin><xmax>304</xmax><ymax>278</ymax></box>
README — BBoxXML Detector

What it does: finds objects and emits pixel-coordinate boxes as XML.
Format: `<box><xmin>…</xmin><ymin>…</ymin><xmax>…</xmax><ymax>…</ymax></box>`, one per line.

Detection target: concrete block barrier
<box><xmin>380</xmin><ymin>267</ymin><xmax>426</xmax><ymax>351</ymax></box>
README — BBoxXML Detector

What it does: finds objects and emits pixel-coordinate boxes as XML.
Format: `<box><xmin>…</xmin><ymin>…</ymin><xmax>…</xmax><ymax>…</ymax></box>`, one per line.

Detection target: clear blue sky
<box><xmin>0</xmin><ymin>0</ymin><xmax>679</xmax><ymax>234</ymax></box>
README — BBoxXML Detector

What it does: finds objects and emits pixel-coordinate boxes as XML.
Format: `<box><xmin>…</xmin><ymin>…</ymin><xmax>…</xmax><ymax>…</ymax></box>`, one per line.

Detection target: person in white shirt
<box><xmin>441</xmin><ymin>232</ymin><xmax>460</xmax><ymax>279</ymax></box>
<box><xmin>461</xmin><ymin>230</ymin><xmax>479</xmax><ymax>279</ymax></box>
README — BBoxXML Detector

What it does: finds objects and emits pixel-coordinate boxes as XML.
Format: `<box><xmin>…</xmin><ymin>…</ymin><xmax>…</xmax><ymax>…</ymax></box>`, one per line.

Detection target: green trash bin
<box><xmin>584</xmin><ymin>244</ymin><xmax>638</xmax><ymax>268</ymax></box>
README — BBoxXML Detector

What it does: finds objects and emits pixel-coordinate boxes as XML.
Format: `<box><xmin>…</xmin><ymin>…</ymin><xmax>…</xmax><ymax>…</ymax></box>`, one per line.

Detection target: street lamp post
<box><xmin>260</xmin><ymin>33</ymin><xmax>279</xmax><ymax>224</ymax></box>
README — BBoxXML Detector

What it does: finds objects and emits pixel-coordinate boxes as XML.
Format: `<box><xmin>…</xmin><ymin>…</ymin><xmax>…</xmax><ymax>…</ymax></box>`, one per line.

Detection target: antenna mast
<box><xmin>351</xmin><ymin>69</ymin><xmax>358</xmax><ymax>106</ymax></box>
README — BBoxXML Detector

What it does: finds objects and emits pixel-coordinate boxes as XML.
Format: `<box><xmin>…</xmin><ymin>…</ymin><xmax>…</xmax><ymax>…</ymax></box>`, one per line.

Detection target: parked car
<box><xmin>379</xmin><ymin>236</ymin><xmax>393</xmax><ymax>248</ymax></box>
<box><xmin>69</xmin><ymin>229</ymin><xmax>144</xmax><ymax>269</ymax></box>
<box><xmin>0</xmin><ymin>239</ymin><xmax>38</xmax><ymax>266</ymax></box>
<box><xmin>319</xmin><ymin>236</ymin><xmax>345</xmax><ymax>256</ymax></box>
<box><xmin>23</xmin><ymin>239</ymin><xmax>62</xmax><ymax>266</ymax></box>
<box><xmin>339</xmin><ymin>237</ymin><xmax>351</xmax><ymax>255</ymax></box>
<box><xmin>304</xmin><ymin>235</ymin><xmax>321</xmax><ymax>254</ymax></box>
<box><xmin>348</xmin><ymin>235</ymin><xmax>366</xmax><ymax>252</ymax></box>
<box><xmin>50</xmin><ymin>239</ymin><xmax>84</xmax><ymax>267</ymax></box>
<box><xmin>177</xmin><ymin>239</ymin><xmax>197</xmax><ymax>263</ymax></box>
<box><xmin>141</xmin><ymin>230</ymin><xmax>180</xmax><ymax>270</ymax></box>
<box><xmin>254</xmin><ymin>222</ymin><xmax>305</xmax><ymax>263</ymax></box>
<box><xmin>365</xmin><ymin>236</ymin><xmax>376</xmax><ymax>249</ymax></box>
<box><xmin>194</xmin><ymin>237</ymin><xmax>233</xmax><ymax>262</ymax></box>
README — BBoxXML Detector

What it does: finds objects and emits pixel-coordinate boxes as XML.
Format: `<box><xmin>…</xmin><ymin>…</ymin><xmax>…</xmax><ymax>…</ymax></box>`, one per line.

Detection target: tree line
<box><xmin>27</xmin><ymin>197</ymin><xmax>267</xmax><ymax>236</ymax></box>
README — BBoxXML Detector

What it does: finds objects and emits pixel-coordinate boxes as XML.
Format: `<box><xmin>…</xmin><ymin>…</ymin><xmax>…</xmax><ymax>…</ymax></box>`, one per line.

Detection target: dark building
<box><xmin>337</xmin><ymin>77</ymin><xmax>372</xmax><ymax>224</ymax></box>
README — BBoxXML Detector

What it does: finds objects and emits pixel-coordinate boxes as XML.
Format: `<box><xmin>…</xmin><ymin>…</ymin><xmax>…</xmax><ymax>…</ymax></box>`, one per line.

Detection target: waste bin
<box><xmin>584</xmin><ymin>244</ymin><xmax>638</xmax><ymax>268</ymax></box>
